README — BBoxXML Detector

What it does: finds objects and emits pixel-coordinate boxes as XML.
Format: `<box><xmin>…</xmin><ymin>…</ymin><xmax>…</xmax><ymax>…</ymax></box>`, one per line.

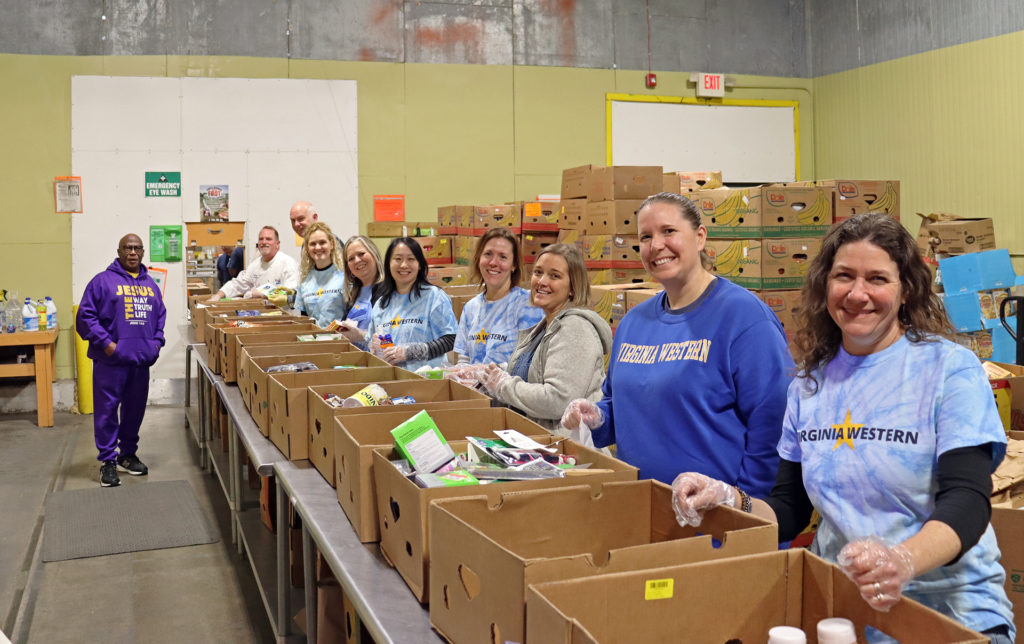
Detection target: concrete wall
<box><xmin>0</xmin><ymin>0</ymin><xmax>811</xmax><ymax>77</ymax></box>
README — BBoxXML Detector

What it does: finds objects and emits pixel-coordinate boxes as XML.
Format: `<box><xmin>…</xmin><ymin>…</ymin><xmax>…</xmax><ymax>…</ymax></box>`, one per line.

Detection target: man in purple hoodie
<box><xmin>76</xmin><ymin>234</ymin><xmax>167</xmax><ymax>487</ymax></box>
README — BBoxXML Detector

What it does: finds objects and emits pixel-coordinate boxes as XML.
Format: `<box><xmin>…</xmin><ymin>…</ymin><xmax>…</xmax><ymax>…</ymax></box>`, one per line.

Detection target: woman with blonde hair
<box><xmin>338</xmin><ymin>235</ymin><xmax>385</xmax><ymax>332</ymax></box>
<box><xmin>294</xmin><ymin>221</ymin><xmax>346</xmax><ymax>327</ymax></box>
<box><xmin>481</xmin><ymin>243</ymin><xmax>612</xmax><ymax>434</ymax></box>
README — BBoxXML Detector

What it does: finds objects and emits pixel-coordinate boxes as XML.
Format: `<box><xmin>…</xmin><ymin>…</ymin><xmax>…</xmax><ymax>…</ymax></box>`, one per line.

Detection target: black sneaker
<box><xmin>100</xmin><ymin>460</ymin><xmax>120</xmax><ymax>487</ymax></box>
<box><xmin>117</xmin><ymin>454</ymin><xmax>149</xmax><ymax>476</ymax></box>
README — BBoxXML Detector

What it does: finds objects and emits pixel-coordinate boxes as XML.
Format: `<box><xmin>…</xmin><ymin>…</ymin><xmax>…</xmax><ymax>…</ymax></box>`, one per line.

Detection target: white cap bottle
<box><xmin>817</xmin><ymin>617</ymin><xmax>857</xmax><ymax>644</ymax></box>
<box><xmin>767</xmin><ymin>625</ymin><xmax>807</xmax><ymax>644</ymax></box>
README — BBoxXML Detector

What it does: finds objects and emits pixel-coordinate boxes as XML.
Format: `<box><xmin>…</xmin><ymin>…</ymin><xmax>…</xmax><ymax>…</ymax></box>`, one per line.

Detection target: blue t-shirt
<box><xmin>592</xmin><ymin>277</ymin><xmax>793</xmax><ymax>494</ymax></box>
<box><xmin>294</xmin><ymin>265</ymin><xmax>346</xmax><ymax>327</ymax></box>
<box><xmin>367</xmin><ymin>285</ymin><xmax>458</xmax><ymax>372</ymax></box>
<box><xmin>345</xmin><ymin>284</ymin><xmax>374</xmax><ymax>330</ymax></box>
<box><xmin>779</xmin><ymin>335</ymin><xmax>1013</xmax><ymax>639</ymax></box>
<box><xmin>454</xmin><ymin>287</ymin><xmax>543</xmax><ymax>365</ymax></box>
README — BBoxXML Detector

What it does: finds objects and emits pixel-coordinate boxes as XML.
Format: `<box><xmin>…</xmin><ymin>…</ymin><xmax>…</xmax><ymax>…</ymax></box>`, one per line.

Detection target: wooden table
<box><xmin>0</xmin><ymin>329</ymin><xmax>59</xmax><ymax>427</ymax></box>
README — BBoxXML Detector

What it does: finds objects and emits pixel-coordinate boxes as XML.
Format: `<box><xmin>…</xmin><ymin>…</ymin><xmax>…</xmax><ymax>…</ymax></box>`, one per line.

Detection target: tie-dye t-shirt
<box><xmin>366</xmin><ymin>285</ymin><xmax>458</xmax><ymax>372</ymax></box>
<box><xmin>454</xmin><ymin>287</ymin><xmax>543</xmax><ymax>365</ymax></box>
<box><xmin>778</xmin><ymin>335</ymin><xmax>1013</xmax><ymax>639</ymax></box>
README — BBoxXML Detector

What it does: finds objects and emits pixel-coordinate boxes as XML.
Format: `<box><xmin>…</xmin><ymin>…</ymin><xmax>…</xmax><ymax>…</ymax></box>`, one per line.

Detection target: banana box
<box><xmin>418</xmin><ymin>236</ymin><xmax>453</xmax><ymax>265</ymax></box>
<box><xmin>761</xmin><ymin>237</ymin><xmax>821</xmax><ymax>289</ymax></box>
<box><xmin>556</xmin><ymin>227</ymin><xmax>583</xmax><ymax>251</ymax></box>
<box><xmin>693</xmin><ymin>188</ymin><xmax>763</xmax><ymax>238</ymax></box>
<box><xmin>760</xmin><ymin>185</ymin><xmax>833</xmax><ymax>237</ymax></box>
<box><xmin>520</xmin><ymin>200</ymin><xmax>560</xmax><ymax>231</ymax></box>
<box><xmin>584</xmin><ymin>199</ymin><xmax>643</xmax><ymax>235</ymax></box>
<box><xmin>561</xmin><ymin>164</ymin><xmax>595</xmax><ymax>200</ymax></box>
<box><xmin>589</xmin><ymin>282</ymin><xmax>661</xmax><ymax>329</ymax></box>
<box><xmin>581</xmin><ymin>234</ymin><xmax>612</xmax><ymax>268</ymax></box>
<box><xmin>610</xmin><ymin>234</ymin><xmax>642</xmax><ymax>267</ymax></box>
<box><xmin>625</xmin><ymin>288</ymin><xmax>662</xmax><ymax>311</ymax></box>
<box><xmin>611</xmin><ymin>267</ymin><xmax>650</xmax><ymax>284</ymax></box>
<box><xmin>437</xmin><ymin>205</ymin><xmax>458</xmax><ymax>234</ymax></box>
<box><xmin>427</xmin><ymin>265</ymin><xmax>472</xmax><ymax>286</ymax></box>
<box><xmin>662</xmin><ymin>171</ymin><xmax>723</xmax><ymax>193</ymax></box>
<box><xmin>557</xmin><ymin>199</ymin><xmax>586</xmax><ymax>229</ymax></box>
<box><xmin>458</xmin><ymin>204</ymin><xmax>520</xmax><ymax>235</ymax></box>
<box><xmin>818</xmin><ymin>179</ymin><xmax>899</xmax><ymax>223</ymax></box>
<box><xmin>453</xmin><ymin>235</ymin><xmax>475</xmax><ymax>266</ymax></box>
<box><xmin>705</xmin><ymin>239</ymin><xmax>762</xmax><ymax>289</ymax></box>
<box><xmin>521</xmin><ymin>232</ymin><xmax>558</xmax><ymax>262</ymax></box>
<box><xmin>587</xmin><ymin>268</ymin><xmax>611</xmax><ymax>286</ymax></box>
<box><xmin>757</xmin><ymin>290</ymin><xmax>803</xmax><ymax>336</ymax></box>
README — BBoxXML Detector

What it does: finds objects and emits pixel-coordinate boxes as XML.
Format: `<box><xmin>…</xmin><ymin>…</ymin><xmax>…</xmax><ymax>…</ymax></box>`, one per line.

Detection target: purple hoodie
<box><xmin>76</xmin><ymin>259</ymin><xmax>167</xmax><ymax>366</ymax></box>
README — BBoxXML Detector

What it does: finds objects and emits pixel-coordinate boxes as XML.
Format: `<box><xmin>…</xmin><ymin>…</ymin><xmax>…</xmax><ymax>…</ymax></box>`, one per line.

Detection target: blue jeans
<box><xmin>982</xmin><ymin>624</ymin><xmax>1014</xmax><ymax>644</ymax></box>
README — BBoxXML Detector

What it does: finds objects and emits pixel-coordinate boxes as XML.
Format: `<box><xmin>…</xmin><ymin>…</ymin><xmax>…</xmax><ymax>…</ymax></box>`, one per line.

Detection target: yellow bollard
<box><xmin>73</xmin><ymin>304</ymin><xmax>93</xmax><ymax>414</ymax></box>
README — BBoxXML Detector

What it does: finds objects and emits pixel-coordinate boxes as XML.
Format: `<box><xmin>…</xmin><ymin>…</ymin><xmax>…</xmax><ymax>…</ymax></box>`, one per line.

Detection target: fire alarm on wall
<box><xmin>644</xmin><ymin>73</ymin><xmax>657</xmax><ymax>89</ymax></box>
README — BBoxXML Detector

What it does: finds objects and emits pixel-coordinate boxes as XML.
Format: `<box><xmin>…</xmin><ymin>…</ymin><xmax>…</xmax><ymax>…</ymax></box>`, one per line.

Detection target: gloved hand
<box><xmin>266</xmin><ymin>287</ymin><xmax>295</xmax><ymax>308</ymax></box>
<box><xmin>560</xmin><ymin>398</ymin><xmax>604</xmax><ymax>431</ymax></box>
<box><xmin>444</xmin><ymin>363</ymin><xmax>486</xmax><ymax>389</ymax></box>
<box><xmin>380</xmin><ymin>344</ymin><xmax>407</xmax><ymax>365</ymax></box>
<box><xmin>381</xmin><ymin>342</ymin><xmax>430</xmax><ymax>365</ymax></box>
<box><xmin>670</xmin><ymin>472</ymin><xmax>736</xmax><ymax>528</ymax></box>
<box><xmin>338</xmin><ymin>323</ymin><xmax>367</xmax><ymax>344</ymax></box>
<box><xmin>837</xmin><ymin>538</ymin><xmax>915</xmax><ymax>612</ymax></box>
<box><xmin>370</xmin><ymin>334</ymin><xmax>382</xmax><ymax>356</ymax></box>
<box><xmin>481</xmin><ymin>363</ymin><xmax>511</xmax><ymax>399</ymax></box>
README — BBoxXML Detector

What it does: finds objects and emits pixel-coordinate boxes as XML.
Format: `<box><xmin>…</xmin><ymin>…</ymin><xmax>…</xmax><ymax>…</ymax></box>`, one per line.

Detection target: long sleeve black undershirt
<box><xmin>764</xmin><ymin>444</ymin><xmax>993</xmax><ymax>563</ymax></box>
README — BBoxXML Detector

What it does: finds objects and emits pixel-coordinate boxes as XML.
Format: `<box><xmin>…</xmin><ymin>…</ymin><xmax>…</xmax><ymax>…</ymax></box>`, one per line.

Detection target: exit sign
<box><xmin>696</xmin><ymin>73</ymin><xmax>725</xmax><ymax>98</ymax></box>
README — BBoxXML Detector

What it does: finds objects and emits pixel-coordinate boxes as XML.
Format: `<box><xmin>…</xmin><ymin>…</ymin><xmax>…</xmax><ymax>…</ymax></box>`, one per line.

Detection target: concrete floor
<box><xmin>0</xmin><ymin>407</ymin><xmax>275</xmax><ymax>643</ymax></box>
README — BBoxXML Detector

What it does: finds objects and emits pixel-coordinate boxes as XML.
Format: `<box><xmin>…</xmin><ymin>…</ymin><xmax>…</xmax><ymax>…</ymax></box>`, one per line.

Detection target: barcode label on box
<box><xmin>644</xmin><ymin>578</ymin><xmax>674</xmax><ymax>600</ymax></box>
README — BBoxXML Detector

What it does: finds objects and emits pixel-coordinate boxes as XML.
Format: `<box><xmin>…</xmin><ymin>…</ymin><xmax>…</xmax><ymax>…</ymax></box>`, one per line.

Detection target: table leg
<box><xmin>184</xmin><ymin>345</ymin><xmax>193</xmax><ymax>409</ymax></box>
<box><xmin>276</xmin><ymin>478</ymin><xmax>291</xmax><ymax>639</ymax></box>
<box><xmin>34</xmin><ymin>342</ymin><xmax>54</xmax><ymax>427</ymax></box>
<box><xmin>303</xmin><ymin>525</ymin><xmax>316</xmax><ymax>644</ymax></box>
<box><xmin>228</xmin><ymin>414</ymin><xmax>240</xmax><ymax>550</ymax></box>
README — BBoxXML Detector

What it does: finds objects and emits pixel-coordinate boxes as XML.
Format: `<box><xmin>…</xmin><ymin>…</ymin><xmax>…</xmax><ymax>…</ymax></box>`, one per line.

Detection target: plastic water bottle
<box><xmin>23</xmin><ymin>298</ymin><xmax>39</xmax><ymax>331</ymax></box>
<box><xmin>44</xmin><ymin>297</ymin><xmax>57</xmax><ymax>330</ymax></box>
<box><xmin>4</xmin><ymin>296</ymin><xmax>21</xmax><ymax>333</ymax></box>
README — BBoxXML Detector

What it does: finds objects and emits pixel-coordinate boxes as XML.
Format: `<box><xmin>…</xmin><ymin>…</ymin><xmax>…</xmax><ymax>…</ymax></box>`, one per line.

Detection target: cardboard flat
<box><xmin>373</xmin><ymin>437</ymin><xmax>639</xmax><ymax>603</ymax></box>
<box><xmin>525</xmin><ymin>549</ymin><xmax>987</xmax><ymax>644</ymax></box>
<box><xmin>237</xmin><ymin>341</ymin><xmax>353</xmax><ymax>415</ymax></box>
<box><xmin>268</xmin><ymin>365</ymin><xmax>419</xmax><ymax>460</ymax></box>
<box><xmin>244</xmin><ymin>350</ymin><xmax>377</xmax><ymax>437</ymax></box>
<box><xmin>429</xmin><ymin>480</ymin><xmax>777</xmax><ymax>644</ymax></box>
<box><xmin>334</xmin><ymin>407</ymin><xmax>552</xmax><ymax>543</ymax></box>
<box><xmin>307</xmin><ymin>379</ymin><xmax>490</xmax><ymax>487</ymax></box>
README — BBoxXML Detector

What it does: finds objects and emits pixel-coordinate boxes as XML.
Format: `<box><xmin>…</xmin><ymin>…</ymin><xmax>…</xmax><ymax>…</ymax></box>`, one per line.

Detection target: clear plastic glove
<box><xmin>837</xmin><ymin>538</ymin><xmax>915</xmax><ymax>612</ymax></box>
<box><xmin>560</xmin><ymin>398</ymin><xmax>605</xmax><ymax>431</ymax></box>
<box><xmin>337</xmin><ymin>322</ymin><xmax>366</xmax><ymax>344</ymax></box>
<box><xmin>481</xmin><ymin>363</ymin><xmax>511</xmax><ymax>399</ymax></box>
<box><xmin>670</xmin><ymin>472</ymin><xmax>736</xmax><ymax>528</ymax></box>
<box><xmin>444</xmin><ymin>363</ymin><xmax>486</xmax><ymax>389</ymax></box>
<box><xmin>381</xmin><ymin>342</ymin><xmax>430</xmax><ymax>365</ymax></box>
<box><xmin>370</xmin><ymin>334</ymin><xmax>382</xmax><ymax>356</ymax></box>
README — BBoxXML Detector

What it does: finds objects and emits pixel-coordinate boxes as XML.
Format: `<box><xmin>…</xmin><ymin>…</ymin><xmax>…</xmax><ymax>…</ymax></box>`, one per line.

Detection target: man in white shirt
<box><xmin>208</xmin><ymin>226</ymin><xmax>300</xmax><ymax>301</ymax></box>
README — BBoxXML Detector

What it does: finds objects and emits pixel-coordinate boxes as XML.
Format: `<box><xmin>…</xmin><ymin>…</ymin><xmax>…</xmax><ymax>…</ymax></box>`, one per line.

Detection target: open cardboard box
<box><xmin>237</xmin><ymin>341</ymin><xmax>353</xmax><ymax>415</ymax></box>
<box><xmin>525</xmin><ymin>548</ymin><xmax>987</xmax><ymax>644</ymax></box>
<box><xmin>429</xmin><ymin>480</ymin><xmax>777</xmax><ymax>644</ymax></box>
<box><xmin>267</xmin><ymin>365</ymin><xmax>420</xmax><ymax>459</ymax></box>
<box><xmin>244</xmin><ymin>350</ymin><xmax>374</xmax><ymax>436</ymax></box>
<box><xmin>216</xmin><ymin>322</ymin><xmax>321</xmax><ymax>382</ymax></box>
<box><xmin>373</xmin><ymin>436</ymin><xmax>639</xmax><ymax>603</ymax></box>
<box><xmin>190</xmin><ymin>299</ymin><xmax>279</xmax><ymax>341</ymax></box>
<box><xmin>991</xmin><ymin>504</ymin><xmax>1024</xmax><ymax>638</ymax></box>
<box><xmin>204</xmin><ymin>315</ymin><xmax>302</xmax><ymax>370</ymax></box>
<box><xmin>334</xmin><ymin>407</ymin><xmax>553</xmax><ymax>543</ymax></box>
<box><xmin>307</xmin><ymin>380</ymin><xmax>490</xmax><ymax>487</ymax></box>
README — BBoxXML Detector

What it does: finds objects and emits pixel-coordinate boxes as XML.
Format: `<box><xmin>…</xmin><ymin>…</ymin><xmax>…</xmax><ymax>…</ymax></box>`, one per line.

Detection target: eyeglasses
<box><xmin>121</xmin><ymin>245</ymin><xmax>144</xmax><ymax>253</ymax></box>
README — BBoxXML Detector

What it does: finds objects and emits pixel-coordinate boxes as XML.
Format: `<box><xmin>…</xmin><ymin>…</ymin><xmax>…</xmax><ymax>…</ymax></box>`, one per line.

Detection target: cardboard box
<box><xmin>228</xmin><ymin>328</ymin><xmax>340</xmax><ymax>381</ymax></box>
<box><xmin>307</xmin><ymin>380</ymin><xmax>490</xmax><ymax>486</ymax></box>
<box><xmin>526</xmin><ymin>549</ymin><xmax>987</xmax><ymax>644</ymax></box>
<box><xmin>761</xmin><ymin>237</ymin><xmax>821</xmax><ymax>289</ymax></box>
<box><xmin>918</xmin><ymin>215</ymin><xmax>996</xmax><ymax>257</ymax></box>
<box><xmin>587</xmin><ymin>166</ymin><xmax>662</xmax><ymax>203</ymax></box>
<box><xmin>268</xmin><ymin>365</ymin><xmax>420</xmax><ymax>461</ymax></box>
<box><xmin>610</xmin><ymin>267</ymin><xmax>651</xmax><ymax>285</ymax></box>
<box><xmin>374</xmin><ymin>437</ymin><xmax>639</xmax><ymax>602</ymax></box>
<box><xmin>580</xmin><ymin>235</ymin><xmax>612</xmax><ymax>268</ymax></box>
<box><xmin>939</xmin><ymin>249</ymin><xmax>1016</xmax><ymax>294</ymax></box>
<box><xmin>991</xmin><ymin>506</ymin><xmax>1024</xmax><ymax>639</ymax></box>
<box><xmin>449</xmin><ymin>294</ymin><xmax>475</xmax><ymax>321</ymax></box>
<box><xmin>560</xmin><ymin>164</ymin><xmax>594</xmax><ymax>200</ymax></box>
<box><xmin>458</xmin><ymin>205</ymin><xmax>520</xmax><ymax>235</ymax></box>
<box><xmin>556</xmin><ymin>228</ymin><xmax>581</xmax><ymax>250</ymax></box>
<box><xmin>429</xmin><ymin>480</ymin><xmax>776</xmax><ymax>644</ymax></box>
<box><xmin>246</xmin><ymin>350</ymin><xmax>375</xmax><ymax>437</ymax></box>
<box><xmin>818</xmin><ymin>179</ymin><xmax>900</xmax><ymax>222</ymax></box>
<box><xmin>237</xmin><ymin>340</ymin><xmax>353</xmax><ymax>416</ymax></box>
<box><xmin>609</xmin><ymin>234</ymin><xmax>641</xmax><ymax>267</ymax></box>
<box><xmin>366</xmin><ymin>221</ymin><xmax>434</xmax><ymax>238</ymax></box>
<box><xmin>427</xmin><ymin>265</ymin><xmax>472</xmax><ymax>287</ymax></box>
<box><xmin>521</xmin><ymin>232</ymin><xmax>558</xmax><ymax>263</ymax></box>
<box><xmin>662</xmin><ymin>170</ymin><xmax>723</xmax><ymax>193</ymax></box>
<box><xmin>416</xmin><ymin>236</ymin><xmax>453</xmax><ymax>265</ymax></box>
<box><xmin>521</xmin><ymin>200</ymin><xmax>560</xmax><ymax>231</ymax></box>
<box><xmin>190</xmin><ymin>300</ymin><xmax>280</xmax><ymax>342</ymax></box>
<box><xmin>437</xmin><ymin>205</ymin><xmax>458</xmax><ymax>234</ymax></box>
<box><xmin>705</xmin><ymin>239</ymin><xmax>762</xmax><ymax>289</ymax></box>
<box><xmin>453</xmin><ymin>236</ymin><xmax>475</xmax><ymax>266</ymax></box>
<box><xmin>586</xmin><ymin>268</ymin><xmax>610</xmax><ymax>286</ymax></box>
<box><xmin>205</xmin><ymin>317</ymin><xmax>310</xmax><ymax>375</ymax></box>
<box><xmin>988</xmin><ymin>362</ymin><xmax>1024</xmax><ymax>432</ymax></box>
<box><xmin>216</xmin><ymin>321</ymin><xmax>320</xmax><ymax>382</ymax></box>
<box><xmin>334</xmin><ymin>407</ymin><xmax>551</xmax><ymax>543</ymax></box>
<box><xmin>557</xmin><ymin>199</ymin><xmax>586</xmax><ymax>230</ymax></box>
<box><xmin>625</xmin><ymin>288</ymin><xmax>662</xmax><ymax>310</ymax></box>
<box><xmin>584</xmin><ymin>200</ymin><xmax>643</xmax><ymax>235</ymax></box>
<box><xmin>259</xmin><ymin>474</ymin><xmax>275</xmax><ymax>531</ymax></box>
<box><xmin>694</xmin><ymin>185</ymin><xmax>833</xmax><ymax>238</ymax></box>
<box><xmin>589</xmin><ymin>282</ymin><xmax>661</xmax><ymax>329</ymax></box>
<box><xmin>758</xmin><ymin>290</ymin><xmax>803</xmax><ymax>336</ymax></box>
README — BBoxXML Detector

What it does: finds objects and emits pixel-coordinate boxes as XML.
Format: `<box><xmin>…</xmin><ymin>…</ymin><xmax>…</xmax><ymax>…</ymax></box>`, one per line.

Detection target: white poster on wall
<box><xmin>71</xmin><ymin>76</ymin><xmax>359</xmax><ymax>385</ymax></box>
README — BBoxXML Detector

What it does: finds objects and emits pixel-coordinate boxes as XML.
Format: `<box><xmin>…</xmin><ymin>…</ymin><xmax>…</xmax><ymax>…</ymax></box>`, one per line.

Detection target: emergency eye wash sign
<box><xmin>145</xmin><ymin>172</ymin><xmax>181</xmax><ymax>197</ymax></box>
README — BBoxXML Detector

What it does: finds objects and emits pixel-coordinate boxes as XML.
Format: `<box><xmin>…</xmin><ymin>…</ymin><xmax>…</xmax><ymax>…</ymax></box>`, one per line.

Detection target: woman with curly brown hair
<box><xmin>674</xmin><ymin>213</ymin><xmax>1014</xmax><ymax>643</ymax></box>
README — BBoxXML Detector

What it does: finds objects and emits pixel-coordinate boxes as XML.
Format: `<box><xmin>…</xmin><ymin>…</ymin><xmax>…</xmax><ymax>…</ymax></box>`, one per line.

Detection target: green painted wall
<box><xmin>813</xmin><ymin>30</ymin><xmax>1024</xmax><ymax>271</ymax></box>
<box><xmin>0</xmin><ymin>53</ymin><xmax>813</xmax><ymax>379</ymax></box>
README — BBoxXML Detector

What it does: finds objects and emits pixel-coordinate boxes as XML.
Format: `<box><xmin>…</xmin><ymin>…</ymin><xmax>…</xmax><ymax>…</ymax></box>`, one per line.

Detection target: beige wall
<box><xmin>0</xmin><ymin>54</ymin><xmax>813</xmax><ymax>379</ymax></box>
<box><xmin>813</xmin><ymin>30</ymin><xmax>1024</xmax><ymax>272</ymax></box>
